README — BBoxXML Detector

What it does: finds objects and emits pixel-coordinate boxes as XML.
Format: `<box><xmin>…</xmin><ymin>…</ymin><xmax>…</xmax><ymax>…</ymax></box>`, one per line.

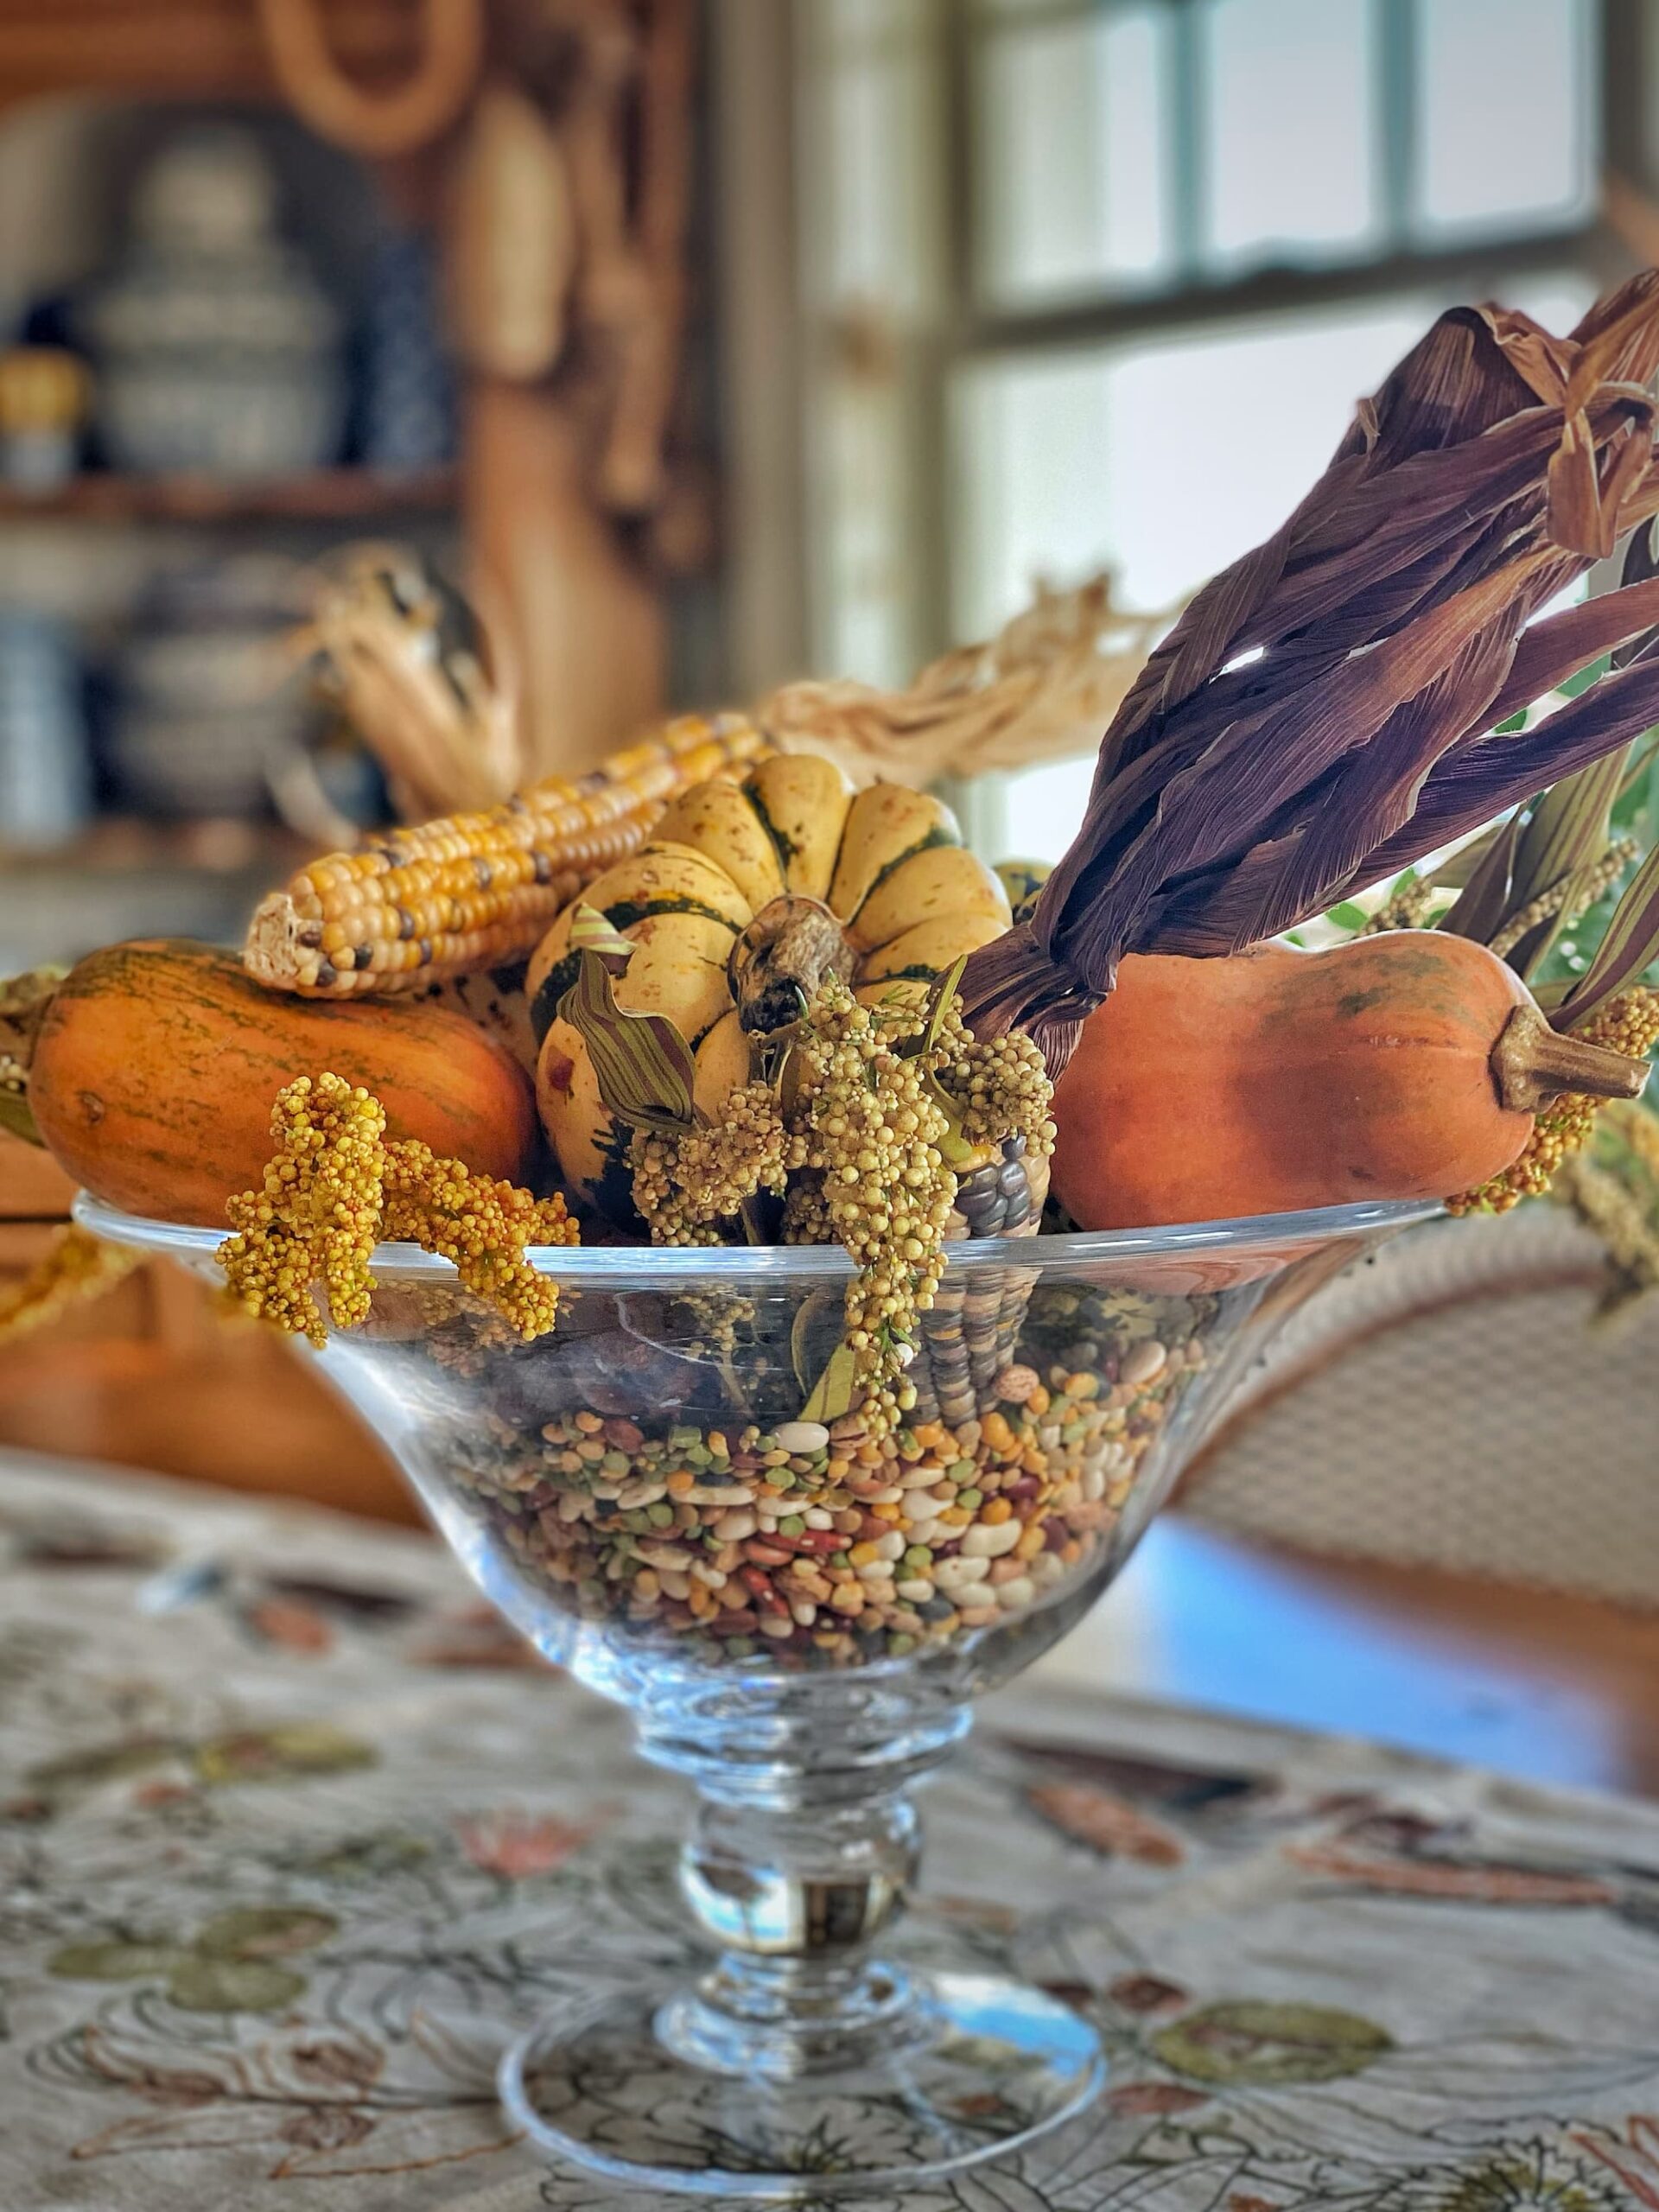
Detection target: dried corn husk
<box><xmin>291</xmin><ymin>550</ymin><xmax>524</xmax><ymax>821</ymax></box>
<box><xmin>762</xmin><ymin>575</ymin><xmax>1176</xmax><ymax>785</ymax></box>
<box><xmin>298</xmin><ymin>556</ymin><xmax>1171</xmax><ymax>833</ymax></box>
<box><xmin>962</xmin><ymin>276</ymin><xmax>1659</xmax><ymax>1071</ymax></box>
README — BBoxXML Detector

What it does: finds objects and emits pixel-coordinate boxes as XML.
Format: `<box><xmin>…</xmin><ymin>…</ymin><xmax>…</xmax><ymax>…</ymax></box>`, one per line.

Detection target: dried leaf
<box><xmin>1513</xmin><ymin>747</ymin><xmax>1628</xmax><ymax>909</ymax></box>
<box><xmin>1439</xmin><ymin>810</ymin><xmax>1527</xmax><ymax>940</ymax></box>
<box><xmin>958</xmin><ymin>276</ymin><xmax>1659</xmax><ymax>1065</ymax></box>
<box><xmin>798</xmin><ymin>1340</ymin><xmax>857</xmax><ymax>1423</ymax></box>
<box><xmin>556</xmin><ymin>904</ymin><xmax>696</xmax><ymax>1134</ymax></box>
<box><xmin>1361</xmin><ymin>649</ymin><xmax>1659</xmax><ymax>884</ymax></box>
<box><xmin>1556</xmin><ymin>840</ymin><xmax>1659</xmax><ymax>1027</ymax></box>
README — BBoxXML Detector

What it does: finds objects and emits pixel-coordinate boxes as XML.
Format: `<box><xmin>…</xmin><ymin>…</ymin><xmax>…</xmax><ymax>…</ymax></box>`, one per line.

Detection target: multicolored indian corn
<box><xmin>244</xmin><ymin>714</ymin><xmax>772</xmax><ymax>996</ymax></box>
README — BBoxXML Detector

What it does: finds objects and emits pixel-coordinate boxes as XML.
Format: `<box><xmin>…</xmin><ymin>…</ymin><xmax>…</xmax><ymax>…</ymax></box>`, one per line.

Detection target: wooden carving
<box><xmin>249</xmin><ymin>0</ymin><xmax>698</xmax><ymax>779</ymax></box>
<box><xmin>256</xmin><ymin>0</ymin><xmax>486</xmax><ymax>157</ymax></box>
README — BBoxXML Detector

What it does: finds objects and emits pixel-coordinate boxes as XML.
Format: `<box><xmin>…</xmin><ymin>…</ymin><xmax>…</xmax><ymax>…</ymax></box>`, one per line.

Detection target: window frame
<box><xmin>785</xmin><ymin>0</ymin><xmax>1654</xmax><ymax>706</ymax></box>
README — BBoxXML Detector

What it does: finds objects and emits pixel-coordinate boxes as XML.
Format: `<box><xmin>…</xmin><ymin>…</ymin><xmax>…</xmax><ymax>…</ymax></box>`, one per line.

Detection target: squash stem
<box><xmin>1491</xmin><ymin>1003</ymin><xmax>1650</xmax><ymax>1111</ymax></box>
<box><xmin>729</xmin><ymin>898</ymin><xmax>856</xmax><ymax>1035</ymax></box>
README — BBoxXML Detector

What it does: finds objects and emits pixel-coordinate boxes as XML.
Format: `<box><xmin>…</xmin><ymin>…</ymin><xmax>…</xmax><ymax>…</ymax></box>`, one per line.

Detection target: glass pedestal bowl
<box><xmin>81</xmin><ymin>1192</ymin><xmax>1432</xmax><ymax>2200</ymax></box>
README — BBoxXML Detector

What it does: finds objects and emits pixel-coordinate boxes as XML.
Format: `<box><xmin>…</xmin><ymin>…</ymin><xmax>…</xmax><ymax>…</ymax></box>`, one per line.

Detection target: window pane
<box><xmin>810</xmin><ymin>0</ymin><xmax>941</xmax><ymax>315</ymax></box>
<box><xmin>955</xmin><ymin>273</ymin><xmax>1599</xmax><ymax>860</ymax></box>
<box><xmin>1413</xmin><ymin>0</ymin><xmax>1597</xmax><ymax>240</ymax></box>
<box><xmin>976</xmin><ymin>7</ymin><xmax>1173</xmax><ymax>304</ymax></box>
<box><xmin>1201</xmin><ymin>0</ymin><xmax>1381</xmax><ymax>271</ymax></box>
<box><xmin>955</xmin><ymin>299</ymin><xmax>1444</xmax><ymax>633</ymax></box>
<box><xmin>1000</xmin><ymin>753</ymin><xmax>1099</xmax><ymax>866</ymax></box>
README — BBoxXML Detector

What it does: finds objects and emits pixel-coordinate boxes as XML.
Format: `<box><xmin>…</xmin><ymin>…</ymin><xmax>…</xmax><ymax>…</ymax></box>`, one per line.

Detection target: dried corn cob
<box><xmin>245</xmin><ymin>713</ymin><xmax>771</xmax><ymax>996</ymax></box>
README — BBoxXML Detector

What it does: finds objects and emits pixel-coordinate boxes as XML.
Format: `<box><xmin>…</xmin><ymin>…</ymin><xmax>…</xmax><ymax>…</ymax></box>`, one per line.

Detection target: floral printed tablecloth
<box><xmin>3</xmin><ymin>1451</ymin><xmax>1659</xmax><ymax>2212</ymax></box>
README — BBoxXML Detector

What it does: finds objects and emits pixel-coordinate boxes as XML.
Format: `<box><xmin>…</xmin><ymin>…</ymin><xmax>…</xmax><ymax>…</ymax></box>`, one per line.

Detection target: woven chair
<box><xmin>1179</xmin><ymin>1209</ymin><xmax>1659</xmax><ymax>1611</ymax></box>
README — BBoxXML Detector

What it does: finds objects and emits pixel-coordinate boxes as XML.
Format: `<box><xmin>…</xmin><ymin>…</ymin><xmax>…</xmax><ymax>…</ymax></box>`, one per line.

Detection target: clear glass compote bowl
<box><xmin>81</xmin><ymin>1192</ymin><xmax>1433</xmax><ymax>2199</ymax></box>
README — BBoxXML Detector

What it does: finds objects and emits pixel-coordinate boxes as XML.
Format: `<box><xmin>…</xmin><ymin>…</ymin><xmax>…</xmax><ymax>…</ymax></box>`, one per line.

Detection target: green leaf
<box><xmin>1612</xmin><ymin>724</ymin><xmax>1659</xmax><ymax>816</ymax></box>
<box><xmin>1556</xmin><ymin>650</ymin><xmax>1612</xmax><ymax>700</ymax></box>
<box><xmin>799</xmin><ymin>1341</ymin><xmax>857</xmax><ymax>1424</ymax></box>
<box><xmin>920</xmin><ymin>955</ymin><xmax>969</xmax><ymax>1054</ymax></box>
<box><xmin>27</xmin><ymin>1737</ymin><xmax>178</xmax><ymax>1792</ymax></box>
<box><xmin>1151</xmin><ymin>2000</ymin><xmax>1392</xmax><ymax>2086</ymax></box>
<box><xmin>166</xmin><ymin>1957</ymin><xmax>307</xmax><ymax>2014</ymax></box>
<box><xmin>1509</xmin><ymin>860</ymin><xmax>1594</xmax><ymax>982</ymax></box>
<box><xmin>194</xmin><ymin>1907</ymin><xmax>338</xmax><ymax>1960</ymax></box>
<box><xmin>1326</xmin><ymin>900</ymin><xmax>1369</xmax><ymax>931</ymax></box>
<box><xmin>50</xmin><ymin>1940</ymin><xmax>188</xmax><ymax>1982</ymax></box>
<box><xmin>193</xmin><ymin>1723</ymin><xmax>376</xmax><ymax>1787</ymax></box>
<box><xmin>1557</xmin><ymin>839</ymin><xmax>1659</xmax><ymax>1028</ymax></box>
<box><xmin>556</xmin><ymin>904</ymin><xmax>696</xmax><ymax>1135</ymax></box>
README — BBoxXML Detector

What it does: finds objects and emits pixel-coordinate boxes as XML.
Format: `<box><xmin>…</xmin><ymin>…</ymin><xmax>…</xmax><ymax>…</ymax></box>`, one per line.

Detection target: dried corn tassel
<box><xmin>218</xmin><ymin>1071</ymin><xmax>578</xmax><ymax>1344</ymax></box>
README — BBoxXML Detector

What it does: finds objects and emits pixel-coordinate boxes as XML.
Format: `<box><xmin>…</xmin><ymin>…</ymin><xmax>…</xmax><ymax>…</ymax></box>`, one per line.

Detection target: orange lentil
<box><xmin>981</xmin><ymin>1497</ymin><xmax>1013</xmax><ymax>1526</ymax></box>
<box><xmin>575</xmin><ymin>1411</ymin><xmax>604</xmax><ymax>1433</ymax></box>
<box><xmin>1027</xmin><ymin>1385</ymin><xmax>1051</xmax><ymax>1415</ymax></box>
<box><xmin>982</xmin><ymin>1412</ymin><xmax>1016</xmax><ymax>1453</ymax></box>
<box><xmin>1014</xmin><ymin>1523</ymin><xmax>1046</xmax><ymax>1561</ymax></box>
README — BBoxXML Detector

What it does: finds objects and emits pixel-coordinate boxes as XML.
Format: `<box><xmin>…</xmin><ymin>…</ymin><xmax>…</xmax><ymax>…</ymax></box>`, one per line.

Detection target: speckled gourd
<box><xmin>523</xmin><ymin>753</ymin><xmax>1042</xmax><ymax>1230</ymax></box>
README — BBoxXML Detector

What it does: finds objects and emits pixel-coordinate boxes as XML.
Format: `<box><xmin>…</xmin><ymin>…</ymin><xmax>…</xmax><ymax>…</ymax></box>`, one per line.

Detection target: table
<box><xmin>1060</xmin><ymin>1516</ymin><xmax>1659</xmax><ymax>1797</ymax></box>
<box><xmin>3</xmin><ymin>1451</ymin><xmax>1659</xmax><ymax>2212</ymax></box>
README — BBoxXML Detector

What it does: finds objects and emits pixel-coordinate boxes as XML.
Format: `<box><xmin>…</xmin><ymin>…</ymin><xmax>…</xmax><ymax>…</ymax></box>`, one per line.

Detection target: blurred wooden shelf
<box><xmin>0</xmin><ymin>466</ymin><xmax>457</xmax><ymax>527</ymax></box>
<box><xmin>6</xmin><ymin>815</ymin><xmax>310</xmax><ymax>876</ymax></box>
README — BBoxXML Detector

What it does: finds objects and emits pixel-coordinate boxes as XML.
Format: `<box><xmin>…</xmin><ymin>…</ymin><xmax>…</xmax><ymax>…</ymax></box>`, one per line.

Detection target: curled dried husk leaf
<box><xmin>961</xmin><ymin>276</ymin><xmax>1659</xmax><ymax>1070</ymax></box>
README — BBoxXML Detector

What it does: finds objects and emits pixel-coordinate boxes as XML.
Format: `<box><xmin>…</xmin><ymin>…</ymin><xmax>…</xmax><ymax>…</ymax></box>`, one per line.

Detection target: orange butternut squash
<box><xmin>29</xmin><ymin>940</ymin><xmax>538</xmax><ymax>1225</ymax></box>
<box><xmin>1052</xmin><ymin>932</ymin><xmax>1647</xmax><ymax>1229</ymax></box>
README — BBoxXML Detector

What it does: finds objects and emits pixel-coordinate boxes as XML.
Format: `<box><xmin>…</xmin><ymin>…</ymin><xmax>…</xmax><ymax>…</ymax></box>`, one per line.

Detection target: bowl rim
<box><xmin>73</xmin><ymin>1190</ymin><xmax>1441</xmax><ymax>1282</ymax></box>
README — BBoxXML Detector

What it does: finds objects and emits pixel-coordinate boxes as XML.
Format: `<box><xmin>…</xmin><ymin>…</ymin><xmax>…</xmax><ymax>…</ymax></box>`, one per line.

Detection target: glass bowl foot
<box><xmin>499</xmin><ymin>1968</ymin><xmax>1103</xmax><ymax>2199</ymax></box>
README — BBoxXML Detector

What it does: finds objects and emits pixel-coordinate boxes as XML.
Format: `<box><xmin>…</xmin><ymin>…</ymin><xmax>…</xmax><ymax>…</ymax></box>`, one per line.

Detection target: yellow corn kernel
<box><xmin>243</xmin><ymin>713</ymin><xmax>772</xmax><ymax>996</ymax></box>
